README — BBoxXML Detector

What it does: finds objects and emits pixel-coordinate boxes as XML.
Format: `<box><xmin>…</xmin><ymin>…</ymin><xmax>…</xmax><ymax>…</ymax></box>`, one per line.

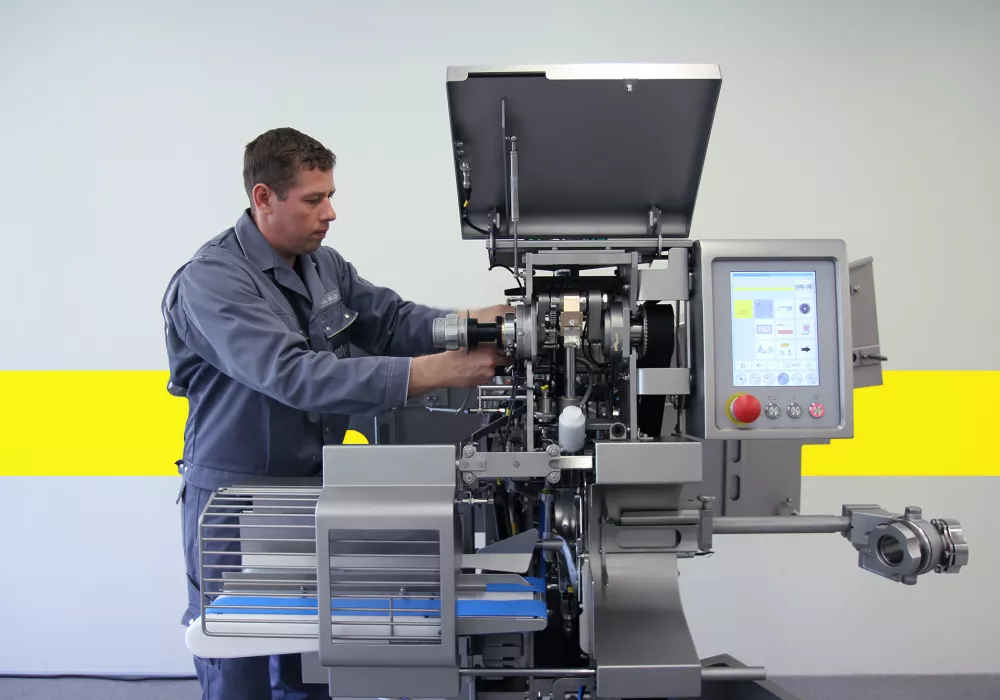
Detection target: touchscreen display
<box><xmin>731</xmin><ymin>271</ymin><xmax>818</xmax><ymax>387</ymax></box>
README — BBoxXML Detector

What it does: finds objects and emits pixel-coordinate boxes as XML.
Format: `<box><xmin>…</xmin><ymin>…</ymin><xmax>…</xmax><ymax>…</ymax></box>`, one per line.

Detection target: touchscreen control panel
<box><xmin>712</xmin><ymin>258</ymin><xmax>844</xmax><ymax>434</ymax></box>
<box><xmin>687</xmin><ymin>239</ymin><xmax>852</xmax><ymax>441</ymax></box>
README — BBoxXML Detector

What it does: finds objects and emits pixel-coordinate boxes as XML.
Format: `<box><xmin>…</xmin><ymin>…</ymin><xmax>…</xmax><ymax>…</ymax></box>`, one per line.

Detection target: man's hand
<box><xmin>408</xmin><ymin>345</ymin><xmax>507</xmax><ymax>397</ymax></box>
<box><xmin>467</xmin><ymin>305</ymin><xmax>514</xmax><ymax>323</ymax></box>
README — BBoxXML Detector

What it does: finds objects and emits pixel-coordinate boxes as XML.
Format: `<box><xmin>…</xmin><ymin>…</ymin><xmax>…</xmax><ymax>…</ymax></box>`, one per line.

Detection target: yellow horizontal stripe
<box><xmin>0</xmin><ymin>370</ymin><xmax>994</xmax><ymax>477</ymax></box>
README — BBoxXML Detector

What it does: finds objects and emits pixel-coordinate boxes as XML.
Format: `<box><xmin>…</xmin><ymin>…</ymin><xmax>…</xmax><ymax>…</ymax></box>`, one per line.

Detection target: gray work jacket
<box><xmin>161</xmin><ymin>209</ymin><xmax>448</xmax><ymax>490</ymax></box>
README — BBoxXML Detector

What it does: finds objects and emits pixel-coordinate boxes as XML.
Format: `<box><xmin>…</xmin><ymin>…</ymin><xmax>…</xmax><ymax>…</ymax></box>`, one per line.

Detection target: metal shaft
<box><xmin>616</xmin><ymin>514</ymin><xmax>849</xmax><ymax>534</ymax></box>
<box><xmin>713</xmin><ymin>515</ymin><xmax>850</xmax><ymax>535</ymax></box>
<box><xmin>565</xmin><ymin>346</ymin><xmax>576</xmax><ymax>398</ymax></box>
<box><xmin>460</xmin><ymin>668</ymin><xmax>594</xmax><ymax>678</ymax></box>
<box><xmin>509</xmin><ymin>132</ymin><xmax>519</xmax><ymax>279</ymax></box>
<box><xmin>617</xmin><ymin>514</ymin><xmax>699</xmax><ymax>526</ymax></box>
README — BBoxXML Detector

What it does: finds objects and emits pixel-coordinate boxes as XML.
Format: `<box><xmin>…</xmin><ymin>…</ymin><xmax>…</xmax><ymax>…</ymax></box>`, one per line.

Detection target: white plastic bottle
<box><xmin>558</xmin><ymin>405</ymin><xmax>586</xmax><ymax>453</ymax></box>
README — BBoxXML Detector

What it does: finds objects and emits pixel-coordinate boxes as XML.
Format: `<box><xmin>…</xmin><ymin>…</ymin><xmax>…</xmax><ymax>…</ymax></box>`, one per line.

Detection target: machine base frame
<box><xmin>689</xmin><ymin>656</ymin><xmax>805</xmax><ymax>700</ymax></box>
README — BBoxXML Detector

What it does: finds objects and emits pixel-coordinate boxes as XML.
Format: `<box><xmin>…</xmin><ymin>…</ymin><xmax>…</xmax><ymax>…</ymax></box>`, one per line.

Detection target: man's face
<box><xmin>254</xmin><ymin>166</ymin><xmax>336</xmax><ymax>261</ymax></box>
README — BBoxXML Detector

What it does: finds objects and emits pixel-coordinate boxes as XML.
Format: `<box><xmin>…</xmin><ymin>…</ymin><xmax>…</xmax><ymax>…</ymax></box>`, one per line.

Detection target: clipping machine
<box><xmin>184</xmin><ymin>65</ymin><xmax>970</xmax><ymax>699</ymax></box>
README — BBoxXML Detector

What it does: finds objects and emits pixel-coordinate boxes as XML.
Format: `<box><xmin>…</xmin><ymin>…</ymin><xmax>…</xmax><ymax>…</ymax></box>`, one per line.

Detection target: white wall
<box><xmin>1</xmin><ymin>0</ymin><xmax>997</xmax><ymax>677</ymax></box>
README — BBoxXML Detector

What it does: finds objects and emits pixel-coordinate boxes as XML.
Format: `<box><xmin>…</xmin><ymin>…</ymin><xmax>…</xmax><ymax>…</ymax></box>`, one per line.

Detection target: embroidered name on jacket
<box><xmin>320</xmin><ymin>290</ymin><xmax>341</xmax><ymax>307</ymax></box>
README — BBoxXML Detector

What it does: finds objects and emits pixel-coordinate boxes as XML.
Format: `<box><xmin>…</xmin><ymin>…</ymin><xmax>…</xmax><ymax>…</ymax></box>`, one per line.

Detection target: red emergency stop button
<box><xmin>729</xmin><ymin>393</ymin><xmax>761</xmax><ymax>424</ymax></box>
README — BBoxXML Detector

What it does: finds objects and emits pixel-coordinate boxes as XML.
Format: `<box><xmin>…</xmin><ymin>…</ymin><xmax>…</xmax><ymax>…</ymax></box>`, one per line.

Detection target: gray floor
<box><xmin>1</xmin><ymin>675</ymin><xmax>999</xmax><ymax>699</ymax></box>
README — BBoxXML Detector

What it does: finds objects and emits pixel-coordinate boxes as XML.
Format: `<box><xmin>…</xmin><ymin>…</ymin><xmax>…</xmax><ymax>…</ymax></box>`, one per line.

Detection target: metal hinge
<box><xmin>853</xmin><ymin>344</ymin><xmax>887</xmax><ymax>366</ymax></box>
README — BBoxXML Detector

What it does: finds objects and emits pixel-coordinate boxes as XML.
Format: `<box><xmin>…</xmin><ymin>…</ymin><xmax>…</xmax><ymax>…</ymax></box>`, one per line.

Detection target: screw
<box><xmin>512</xmin><ymin>460</ymin><xmax>520</xmax><ymax>468</ymax></box>
<box><xmin>698</xmin><ymin>495</ymin><xmax>715</xmax><ymax>511</ymax></box>
<box><xmin>547</xmin><ymin>471</ymin><xmax>560</xmax><ymax>484</ymax></box>
<box><xmin>463</xmin><ymin>472</ymin><xmax>476</xmax><ymax>484</ymax></box>
<box><xmin>905</xmin><ymin>506</ymin><xmax>922</xmax><ymax>520</ymax></box>
<box><xmin>463</xmin><ymin>445</ymin><xmax>476</xmax><ymax>458</ymax></box>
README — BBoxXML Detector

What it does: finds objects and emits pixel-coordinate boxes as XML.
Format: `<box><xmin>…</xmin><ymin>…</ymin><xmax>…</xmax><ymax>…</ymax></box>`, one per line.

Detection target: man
<box><xmin>162</xmin><ymin>127</ymin><xmax>508</xmax><ymax>699</ymax></box>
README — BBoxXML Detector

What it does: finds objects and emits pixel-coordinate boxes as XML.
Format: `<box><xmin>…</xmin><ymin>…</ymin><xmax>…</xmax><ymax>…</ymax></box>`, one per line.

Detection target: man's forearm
<box><xmin>465</xmin><ymin>305</ymin><xmax>513</xmax><ymax>322</ymax></box>
<box><xmin>407</xmin><ymin>354</ymin><xmax>443</xmax><ymax>397</ymax></box>
<box><xmin>382</xmin><ymin>302</ymin><xmax>452</xmax><ymax>357</ymax></box>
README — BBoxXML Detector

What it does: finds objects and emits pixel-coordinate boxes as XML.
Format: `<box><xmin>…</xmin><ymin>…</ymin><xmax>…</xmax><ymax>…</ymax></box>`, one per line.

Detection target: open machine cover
<box><xmin>445</xmin><ymin>64</ymin><xmax>722</xmax><ymax>241</ymax></box>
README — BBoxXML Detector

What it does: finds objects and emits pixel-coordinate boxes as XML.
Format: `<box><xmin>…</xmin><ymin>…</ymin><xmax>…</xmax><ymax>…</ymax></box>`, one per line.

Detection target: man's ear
<box><xmin>252</xmin><ymin>183</ymin><xmax>274</xmax><ymax>214</ymax></box>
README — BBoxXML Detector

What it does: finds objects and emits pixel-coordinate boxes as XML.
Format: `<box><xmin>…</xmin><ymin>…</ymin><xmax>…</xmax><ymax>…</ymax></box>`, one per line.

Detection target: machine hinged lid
<box><xmin>445</xmin><ymin>64</ymin><xmax>722</xmax><ymax>242</ymax></box>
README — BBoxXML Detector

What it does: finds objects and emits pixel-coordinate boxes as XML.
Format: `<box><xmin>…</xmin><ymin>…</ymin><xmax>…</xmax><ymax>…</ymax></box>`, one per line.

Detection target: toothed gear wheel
<box><xmin>640</xmin><ymin>311</ymin><xmax>649</xmax><ymax>358</ymax></box>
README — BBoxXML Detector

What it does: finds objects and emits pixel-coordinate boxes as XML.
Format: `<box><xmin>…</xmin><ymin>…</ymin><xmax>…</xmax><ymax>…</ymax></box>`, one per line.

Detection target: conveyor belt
<box><xmin>207</xmin><ymin>595</ymin><xmax>548</xmax><ymax>619</ymax></box>
<box><xmin>186</xmin><ymin>577</ymin><xmax>549</xmax><ymax>659</ymax></box>
<box><xmin>206</xmin><ymin>576</ymin><xmax>547</xmax><ymax>618</ymax></box>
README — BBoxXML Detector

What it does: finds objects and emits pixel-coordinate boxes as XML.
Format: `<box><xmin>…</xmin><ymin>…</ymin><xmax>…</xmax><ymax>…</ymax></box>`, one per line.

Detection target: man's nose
<box><xmin>323</xmin><ymin>201</ymin><xmax>336</xmax><ymax>221</ymax></box>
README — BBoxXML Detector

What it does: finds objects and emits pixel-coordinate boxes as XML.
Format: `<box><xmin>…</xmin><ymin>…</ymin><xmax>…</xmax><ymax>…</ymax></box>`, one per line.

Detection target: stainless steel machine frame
<box><xmin>186</xmin><ymin>64</ymin><xmax>968</xmax><ymax>700</ymax></box>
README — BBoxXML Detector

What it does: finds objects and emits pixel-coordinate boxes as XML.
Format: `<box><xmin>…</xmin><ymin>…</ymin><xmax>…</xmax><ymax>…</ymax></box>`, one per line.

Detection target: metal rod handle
<box><xmin>713</xmin><ymin>516</ymin><xmax>849</xmax><ymax>535</ymax></box>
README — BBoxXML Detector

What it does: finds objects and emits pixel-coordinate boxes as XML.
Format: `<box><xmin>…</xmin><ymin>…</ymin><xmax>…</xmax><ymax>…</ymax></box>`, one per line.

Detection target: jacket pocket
<box><xmin>313</xmin><ymin>303</ymin><xmax>357</xmax><ymax>356</ymax></box>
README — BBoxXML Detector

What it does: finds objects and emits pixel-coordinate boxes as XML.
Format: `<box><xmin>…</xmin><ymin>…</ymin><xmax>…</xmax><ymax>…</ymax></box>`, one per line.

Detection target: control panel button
<box><xmin>809</xmin><ymin>402</ymin><xmax>825</xmax><ymax>418</ymax></box>
<box><xmin>728</xmin><ymin>393</ymin><xmax>761</xmax><ymax>424</ymax></box>
<box><xmin>787</xmin><ymin>403</ymin><xmax>802</xmax><ymax>419</ymax></box>
<box><xmin>764</xmin><ymin>403</ymin><xmax>781</xmax><ymax>419</ymax></box>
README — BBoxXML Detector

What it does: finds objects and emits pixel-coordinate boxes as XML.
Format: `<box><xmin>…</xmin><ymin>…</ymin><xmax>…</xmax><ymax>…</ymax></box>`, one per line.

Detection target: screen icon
<box><xmin>754</xmin><ymin>299</ymin><xmax>774</xmax><ymax>319</ymax></box>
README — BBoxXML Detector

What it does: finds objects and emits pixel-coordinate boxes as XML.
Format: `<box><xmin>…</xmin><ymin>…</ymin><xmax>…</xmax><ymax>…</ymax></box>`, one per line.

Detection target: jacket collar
<box><xmin>233</xmin><ymin>208</ymin><xmax>310</xmax><ymax>301</ymax></box>
<box><xmin>234</xmin><ymin>208</ymin><xmax>283</xmax><ymax>272</ymax></box>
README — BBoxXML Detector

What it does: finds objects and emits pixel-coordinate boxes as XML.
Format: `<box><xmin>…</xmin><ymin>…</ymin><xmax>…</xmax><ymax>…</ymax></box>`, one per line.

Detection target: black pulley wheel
<box><xmin>636</xmin><ymin>302</ymin><xmax>675</xmax><ymax>438</ymax></box>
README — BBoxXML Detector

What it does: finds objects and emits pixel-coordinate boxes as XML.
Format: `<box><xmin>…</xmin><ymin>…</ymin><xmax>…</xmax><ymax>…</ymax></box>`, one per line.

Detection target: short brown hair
<box><xmin>243</xmin><ymin>127</ymin><xmax>336</xmax><ymax>204</ymax></box>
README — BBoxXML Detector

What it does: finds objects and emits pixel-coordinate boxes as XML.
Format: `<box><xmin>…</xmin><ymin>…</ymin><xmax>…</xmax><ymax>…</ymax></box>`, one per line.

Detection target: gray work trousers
<box><xmin>180</xmin><ymin>480</ymin><xmax>331</xmax><ymax>700</ymax></box>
